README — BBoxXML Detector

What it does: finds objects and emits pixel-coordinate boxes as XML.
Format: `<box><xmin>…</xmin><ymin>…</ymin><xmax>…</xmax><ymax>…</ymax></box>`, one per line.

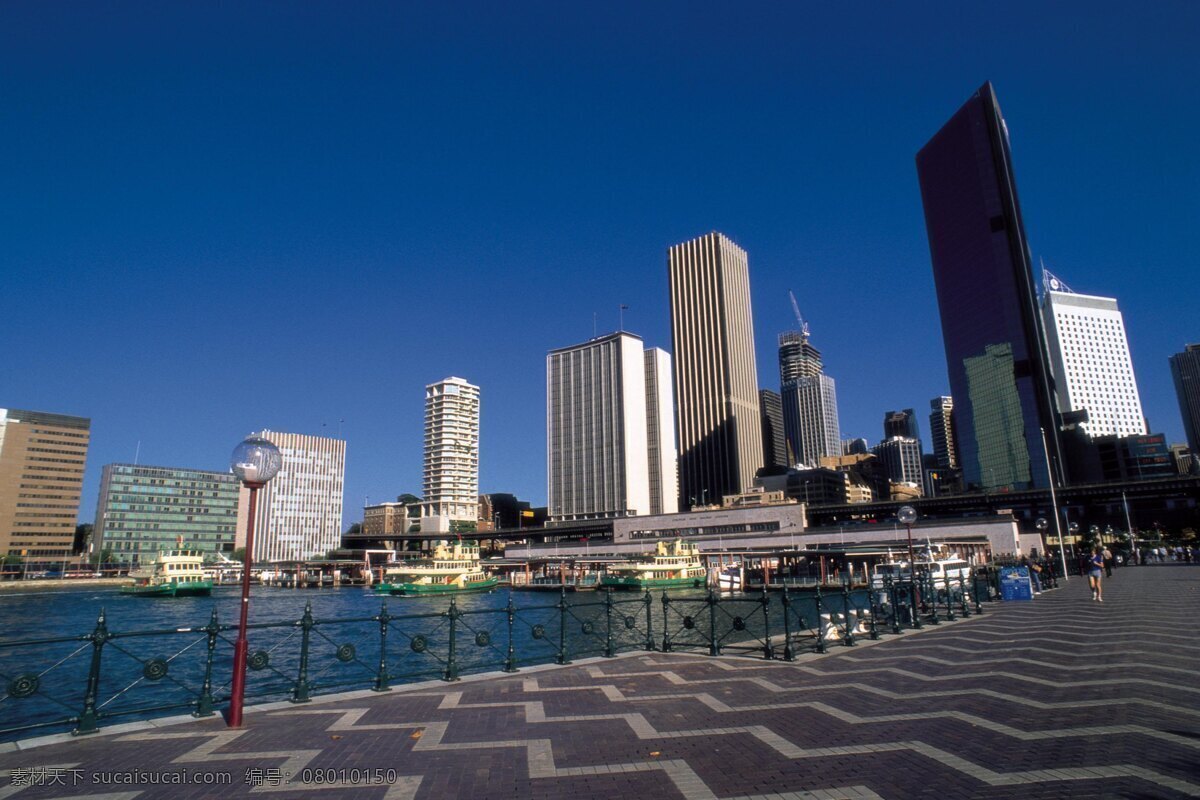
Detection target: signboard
<box><xmin>998</xmin><ymin>566</ymin><xmax>1033</xmax><ymax>602</ymax></box>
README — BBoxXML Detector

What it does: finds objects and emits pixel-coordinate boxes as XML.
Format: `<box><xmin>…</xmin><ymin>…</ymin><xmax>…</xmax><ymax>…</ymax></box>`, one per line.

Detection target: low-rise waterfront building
<box><xmin>95</xmin><ymin>464</ymin><xmax>241</xmax><ymax>565</ymax></box>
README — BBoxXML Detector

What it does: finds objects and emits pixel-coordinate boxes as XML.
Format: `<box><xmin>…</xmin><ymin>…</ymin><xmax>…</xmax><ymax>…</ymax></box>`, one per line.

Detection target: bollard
<box><xmin>291</xmin><ymin>601</ymin><xmax>314</xmax><ymax>703</ymax></box>
<box><xmin>74</xmin><ymin>609</ymin><xmax>110</xmax><ymax>735</ymax></box>
<box><xmin>195</xmin><ymin>608</ymin><xmax>219</xmax><ymax>718</ymax></box>
<box><xmin>373</xmin><ymin>601</ymin><xmax>391</xmax><ymax>692</ymax></box>
<box><xmin>867</xmin><ymin>586</ymin><xmax>881</xmax><ymax>640</ymax></box>
<box><xmin>444</xmin><ymin>597</ymin><xmax>460</xmax><ymax>681</ymax></box>
<box><xmin>504</xmin><ymin>593</ymin><xmax>518</xmax><ymax>672</ymax></box>
<box><xmin>781</xmin><ymin>588</ymin><xmax>795</xmax><ymax>661</ymax></box>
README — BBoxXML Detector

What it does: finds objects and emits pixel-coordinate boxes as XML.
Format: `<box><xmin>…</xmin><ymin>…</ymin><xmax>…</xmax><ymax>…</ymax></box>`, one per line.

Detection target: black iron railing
<box><xmin>0</xmin><ymin>573</ymin><xmax>1001</xmax><ymax>742</ymax></box>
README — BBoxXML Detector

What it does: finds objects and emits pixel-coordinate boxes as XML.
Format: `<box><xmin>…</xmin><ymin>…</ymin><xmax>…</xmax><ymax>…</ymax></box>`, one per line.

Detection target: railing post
<box><xmin>661</xmin><ymin>592</ymin><xmax>672</xmax><ymax>652</ymax></box>
<box><xmin>291</xmin><ymin>601</ymin><xmax>313</xmax><ymax>703</ymax></box>
<box><xmin>972</xmin><ymin>569</ymin><xmax>984</xmax><ymax>614</ymax></box>
<box><xmin>643</xmin><ymin>590</ymin><xmax>654</xmax><ymax>651</ymax></box>
<box><xmin>195</xmin><ymin>608</ymin><xmax>219</xmax><ymax>718</ymax></box>
<box><xmin>556</xmin><ymin>588</ymin><xmax>569</xmax><ymax>665</ymax></box>
<box><xmin>373</xmin><ymin>601</ymin><xmax>391</xmax><ymax>692</ymax></box>
<box><xmin>813</xmin><ymin>587</ymin><xmax>827</xmax><ymax>653</ymax></box>
<box><xmin>887</xmin><ymin>576</ymin><xmax>901</xmax><ymax>634</ymax></box>
<box><xmin>760</xmin><ymin>586</ymin><xmax>774</xmax><ymax>659</ymax></box>
<box><xmin>707</xmin><ymin>591</ymin><xmax>720</xmax><ymax>656</ymax></box>
<box><xmin>74</xmin><ymin>609</ymin><xmax>110</xmax><ymax>735</ymax></box>
<box><xmin>604</xmin><ymin>589</ymin><xmax>615</xmax><ymax>658</ymax></box>
<box><xmin>867</xmin><ymin>586</ymin><xmax>881</xmax><ymax>640</ymax></box>
<box><xmin>958</xmin><ymin>572</ymin><xmax>970</xmax><ymax>617</ymax></box>
<box><xmin>503</xmin><ymin>593</ymin><xmax>518</xmax><ymax>673</ymax></box>
<box><xmin>781</xmin><ymin>588</ymin><xmax>794</xmax><ymax>661</ymax></box>
<box><xmin>444</xmin><ymin>597</ymin><xmax>460</xmax><ymax>681</ymax></box>
<box><xmin>926</xmin><ymin>573</ymin><xmax>940</xmax><ymax>625</ymax></box>
<box><xmin>841</xmin><ymin>581</ymin><xmax>856</xmax><ymax>646</ymax></box>
<box><xmin>909</xmin><ymin>581</ymin><xmax>923</xmax><ymax>629</ymax></box>
<box><xmin>944</xmin><ymin>575</ymin><xmax>956</xmax><ymax>621</ymax></box>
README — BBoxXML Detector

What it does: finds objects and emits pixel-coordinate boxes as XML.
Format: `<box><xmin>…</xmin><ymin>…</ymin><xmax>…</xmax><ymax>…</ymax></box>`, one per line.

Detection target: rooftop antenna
<box><xmin>788</xmin><ymin>289</ymin><xmax>810</xmax><ymax>339</ymax></box>
<box><xmin>1041</xmin><ymin>259</ymin><xmax>1074</xmax><ymax>295</ymax></box>
<box><xmin>133</xmin><ymin>440</ymin><xmax>140</xmax><ymax>465</ymax></box>
<box><xmin>592</xmin><ymin>312</ymin><xmax>597</xmax><ymax>339</ymax></box>
<box><xmin>619</xmin><ymin>304</ymin><xmax>628</xmax><ymax>332</ymax></box>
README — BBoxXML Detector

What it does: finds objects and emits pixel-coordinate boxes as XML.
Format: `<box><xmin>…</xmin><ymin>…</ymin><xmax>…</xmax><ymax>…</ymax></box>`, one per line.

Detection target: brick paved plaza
<box><xmin>2</xmin><ymin>564</ymin><xmax>1198</xmax><ymax>799</ymax></box>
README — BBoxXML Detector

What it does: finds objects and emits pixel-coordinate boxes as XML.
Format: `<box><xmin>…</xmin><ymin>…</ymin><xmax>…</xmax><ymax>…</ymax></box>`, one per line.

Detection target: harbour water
<box><xmin>0</xmin><ymin>583</ymin><xmax>760</xmax><ymax>741</ymax></box>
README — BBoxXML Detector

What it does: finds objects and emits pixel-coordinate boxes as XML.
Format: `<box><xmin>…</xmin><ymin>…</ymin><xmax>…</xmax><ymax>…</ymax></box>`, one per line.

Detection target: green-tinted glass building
<box><xmin>94</xmin><ymin>464</ymin><xmax>240</xmax><ymax>565</ymax></box>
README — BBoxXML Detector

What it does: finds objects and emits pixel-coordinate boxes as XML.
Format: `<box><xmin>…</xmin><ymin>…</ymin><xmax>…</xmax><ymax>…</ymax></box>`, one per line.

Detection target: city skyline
<box><xmin>4</xmin><ymin>3</ymin><xmax>1197</xmax><ymax>526</ymax></box>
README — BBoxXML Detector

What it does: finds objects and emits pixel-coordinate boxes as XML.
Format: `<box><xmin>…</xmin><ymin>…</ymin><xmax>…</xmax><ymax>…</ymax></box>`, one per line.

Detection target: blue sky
<box><xmin>3</xmin><ymin>2</ymin><xmax>1197</xmax><ymax>527</ymax></box>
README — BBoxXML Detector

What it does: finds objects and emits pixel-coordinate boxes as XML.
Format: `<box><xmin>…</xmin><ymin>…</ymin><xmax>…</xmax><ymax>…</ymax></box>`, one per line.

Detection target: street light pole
<box><xmin>227</xmin><ymin>435</ymin><xmax>282</xmax><ymax>729</ymax></box>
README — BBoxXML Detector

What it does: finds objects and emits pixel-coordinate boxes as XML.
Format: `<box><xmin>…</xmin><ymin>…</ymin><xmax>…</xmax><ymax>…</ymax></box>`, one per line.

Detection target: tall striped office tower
<box><xmin>667</xmin><ymin>232</ymin><xmax>763</xmax><ymax>508</ymax></box>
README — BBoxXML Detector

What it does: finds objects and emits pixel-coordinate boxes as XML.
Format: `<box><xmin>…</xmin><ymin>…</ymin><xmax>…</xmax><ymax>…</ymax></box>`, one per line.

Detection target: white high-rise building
<box><xmin>1040</xmin><ymin>272</ymin><xmax>1146</xmax><ymax>437</ymax></box>
<box><xmin>644</xmin><ymin>347</ymin><xmax>679</xmax><ymax>516</ymax></box>
<box><xmin>547</xmin><ymin>333</ymin><xmax>677</xmax><ymax>521</ymax></box>
<box><xmin>422</xmin><ymin>377</ymin><xmax>480</xmax><ymax>531</ymax></box>
<box><xmin>244</xmin><ymin>430</ymin><xmax>345</xmax><ymax>562</ymax></box>
<box><xmin>668</xmin><ymin>232</ymin><xmax>763</xmax><ymax>507</ymax></box>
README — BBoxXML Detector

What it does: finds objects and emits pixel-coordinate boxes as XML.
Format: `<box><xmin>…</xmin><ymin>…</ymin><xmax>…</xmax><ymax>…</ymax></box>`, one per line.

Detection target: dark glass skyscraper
<box><xmin>917</xmin><ymin>81</ymin><xmax>1064</xmax><ymax>491</ymax></box>
<box><xmin>1170</xmin><ymin>344</ymin><xmax>1200</xmax><ymax>456</ymax></box>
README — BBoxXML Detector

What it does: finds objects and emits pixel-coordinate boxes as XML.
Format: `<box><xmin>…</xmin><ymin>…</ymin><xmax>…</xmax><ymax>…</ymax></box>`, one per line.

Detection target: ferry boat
<box><xmin>601</xmin><ymin>539</ymin><xmax>707</xmax><ymax>590</ymax></box>
<box><xmin>373</xmin><ymin>540</ymin><xmax>499</xmax><ymax>596</ymax></box>
<box><xmin>120</xmin><ymin>550</ymin><xmax>214</xmax><ymax>597</ymax></box>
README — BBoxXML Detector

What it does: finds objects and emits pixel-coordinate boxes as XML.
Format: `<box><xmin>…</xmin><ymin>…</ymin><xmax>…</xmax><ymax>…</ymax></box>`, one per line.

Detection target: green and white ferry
<box><xmin>374</xmin><ymin>540</ymin><xmax>498</xmax><ymax>596</ymax></box>
<box><xmin>120</xmin><ymin>550</ymin><xmax>214</xmax><ymax>597</ymax></box>
<box><xmin>601</xmin><ymin>539</ymin><xmax>707</xmax><ymax>590</ymax></box>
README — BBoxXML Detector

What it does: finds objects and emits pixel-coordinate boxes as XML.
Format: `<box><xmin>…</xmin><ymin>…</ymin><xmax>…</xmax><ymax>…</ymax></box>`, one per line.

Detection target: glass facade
<box><xmin>94</xmin><ymin>464</ymin><xmax>240</xmax><ymax>564</ymax></box>
<box><xmin>917</xmin><ymin>81</ymin><xmax>1064</xmax><ymax>491</ymax></box>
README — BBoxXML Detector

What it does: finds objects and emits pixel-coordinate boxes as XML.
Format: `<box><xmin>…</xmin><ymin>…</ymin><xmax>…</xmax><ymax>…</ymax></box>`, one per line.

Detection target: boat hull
<box><xmin>120</xmin><ymin>579</ymin><xmax>213</xmax><ymax>597</ymax></box>
<box><xmin>600</xmin><ymin>576</ymin><xmax>705</xmax><ymax>590</ymax></box>
<box><xmin>375</xmin><ymin>578</ymin><xmax>499</xmax><ymax>596</ymax></box>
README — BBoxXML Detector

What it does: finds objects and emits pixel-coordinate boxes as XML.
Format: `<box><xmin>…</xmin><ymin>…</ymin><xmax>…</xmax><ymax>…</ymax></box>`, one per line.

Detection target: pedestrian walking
<box><xmin>1088</xmin><ymin>547</ymin><xmax>1104</xmax><ymax>602</ymax></box>
<box><xmin>1102</xmin><ymin>547</ymin><xmax>1114</xmax><ymax>578</ymax></box>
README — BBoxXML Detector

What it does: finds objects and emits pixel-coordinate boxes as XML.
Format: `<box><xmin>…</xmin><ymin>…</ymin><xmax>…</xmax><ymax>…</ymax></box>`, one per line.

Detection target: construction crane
<box><xmin>788</xmin><ymin>289</ymin><xmax>810</xmax><ymax>338</ymax></box>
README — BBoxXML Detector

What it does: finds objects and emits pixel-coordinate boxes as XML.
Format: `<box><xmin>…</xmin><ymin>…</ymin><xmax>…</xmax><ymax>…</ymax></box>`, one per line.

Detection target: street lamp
<box><xmin>227</xmin><ymin>435</ymin><xmax>282</xmax><ymax>728</ymax></box>
<box><xmin>897</xmin><ymin>505</ymin><xmax>920</xmax><ymax>623</ymax></box>
<box><xmin>1036</xmin><ymin>516</ymin><xmax>1048</xmax><ymax>549</ymax></box>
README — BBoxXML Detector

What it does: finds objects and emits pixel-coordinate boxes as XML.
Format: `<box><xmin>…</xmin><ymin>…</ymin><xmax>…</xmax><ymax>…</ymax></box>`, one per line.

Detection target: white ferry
<box><xmin>601</xmin><ymin>539</ymin><xmax>707</xmax><ymax>590</ymax></box>
<box><xmin>120</xmin><ymin>550</ymin><xmax>214</xmax><ymax>597</ymax></box>
<box><xmin>373</xmin><ymin>540</ymin><xmax>498</xmax><ymax>596</ymax></box>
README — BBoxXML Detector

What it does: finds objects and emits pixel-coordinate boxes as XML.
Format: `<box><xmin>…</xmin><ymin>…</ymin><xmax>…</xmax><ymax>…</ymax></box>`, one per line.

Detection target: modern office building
<box><xmin>245</xmin><ymin>430</ymin><xmax>346</xmax><ymax>562</ymax></box>
<box><xmin>929</xmin><ymin>396</ymin><xmax>959</xmax><ymax>470</ymax></box>
<box><xmin>644</xmin><ymin>347</ymin><xmax>679</xmax><ymax>516</ymax></box>
<box><xmin>759</xmin><ymin>389</ymin><xmax>788</xmax><ymax>469</ymax></box>
<box><xmin>94</xmin><ymin>464</ymin><xmax>240</xmax><ymax>565</ymax></box>
<box><xmin>0</xmin><ymin>408</ymin><xmax>90</xmax><ymax>558</ymax></box>
<box><xmin>1092</xmin><ymin>433</ymin><xmax>1175</xmax><ymax>482</ymax></box>
<box><xmin>667</xmin><ymin>232</ymin><xmax>764</xmax><ymax>506</ymax></box>
<box><xmin>422</xmin><ymin>377</ymin><xmax>480</xmax><ymax>530</ymax></box>
<box><xmin>547</xmin><ymin>333</ymin><xmax>660</xmax><ymax>522</ymax></box>
<box><xmin>1040</xmin><ymin>274</ymin><xmax>1145</xmax><ymax>438</ymax></box>
<box><xmin>871</xmin><ymin>437</ymin><xmax>925</xmax><ymax>493</ymax></box>
<box><xmin>917</xmin><ymin>81</ymin><xmax>1064</xmax><ymax>491</ymax></box>
<box><xmin>782</xmin><ymin>374</ymin><xmax>840</xmax><ymax>468</ymax></box>
<box><xmin>1170</xmin><ymin>344</ymin><xmax>1200</xmax><ymax>456</ymax></box>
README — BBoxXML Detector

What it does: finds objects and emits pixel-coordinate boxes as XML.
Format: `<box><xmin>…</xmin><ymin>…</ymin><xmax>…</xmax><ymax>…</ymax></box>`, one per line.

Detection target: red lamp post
<box><xmin>226</xmin><ymin>435</ymin><xmax>282</xmax><ymax>728</ymax></box>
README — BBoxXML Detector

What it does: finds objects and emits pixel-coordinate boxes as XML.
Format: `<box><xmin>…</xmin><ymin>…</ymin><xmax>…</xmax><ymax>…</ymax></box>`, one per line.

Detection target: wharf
<box><xmin>2</xmin><ymin>565</ymin><xmax>1198</xmax><ymax>799</ymax></box>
